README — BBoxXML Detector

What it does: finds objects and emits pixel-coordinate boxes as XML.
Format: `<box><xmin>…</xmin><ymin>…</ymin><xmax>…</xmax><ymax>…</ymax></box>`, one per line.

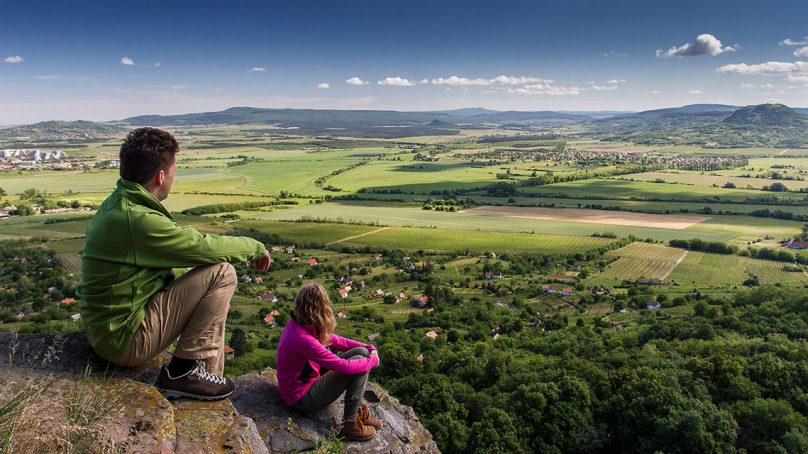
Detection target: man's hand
<box><xmin>370</xmin><ymin>349</ymin><xmax>380</xmax><ymax>366</ymax></box>
<box><xmin>254</xmin><ymin>250</ymin><xmax>272</xmax><ymax>273</ymax></box>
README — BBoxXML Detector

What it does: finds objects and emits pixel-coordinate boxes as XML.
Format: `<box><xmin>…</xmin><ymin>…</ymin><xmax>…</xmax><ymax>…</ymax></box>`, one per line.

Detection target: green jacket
<box><xmin>78</xmin><ymin>179</ymin><xmax>264</xmax><ymax>359</ymax></box>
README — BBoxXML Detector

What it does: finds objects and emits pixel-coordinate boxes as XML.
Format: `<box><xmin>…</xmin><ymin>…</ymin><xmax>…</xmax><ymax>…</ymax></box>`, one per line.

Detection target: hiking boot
<box><xmin>154</xmin><ymin>361</ymin><xmax>235</xmax><ymax>401</ymax></box>
<box><xmin>338</xmin><ymin>417</ymin><xmax>376</xmax><ymax>442</ymax></box>
<box><xmin>358</xmin><ymin>403</ymin><xmax>384</xmax><ymax>430</ymax></box>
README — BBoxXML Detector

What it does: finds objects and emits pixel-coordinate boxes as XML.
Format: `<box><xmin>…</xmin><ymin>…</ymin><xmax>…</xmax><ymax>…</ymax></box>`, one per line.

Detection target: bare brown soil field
<box><xmin>465</xmin><ymin>206</ymin><xmax>709</xmax><ymax>230</ymax></box>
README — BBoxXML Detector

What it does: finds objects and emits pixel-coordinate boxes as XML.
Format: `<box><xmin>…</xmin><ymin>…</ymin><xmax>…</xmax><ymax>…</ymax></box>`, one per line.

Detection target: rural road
<box><xmin>661</xmin><ymin>250</ymin><xmax>688</xmax><ymax>281</ymax></box>
<box><xmin>326</xmin><ymin>226</ymin><xmax>390</xmax><ymax>245</ymax></box>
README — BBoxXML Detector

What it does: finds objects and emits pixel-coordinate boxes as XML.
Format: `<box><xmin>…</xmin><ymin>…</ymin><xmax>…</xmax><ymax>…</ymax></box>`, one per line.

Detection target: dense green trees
<box><xmin>371</xmin><ymin>286</ymin><xmax>808</xmax><ymax>453</ymax></box>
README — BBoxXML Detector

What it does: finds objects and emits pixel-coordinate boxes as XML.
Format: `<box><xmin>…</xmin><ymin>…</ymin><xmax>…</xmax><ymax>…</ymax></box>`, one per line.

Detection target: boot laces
<box><xmin>358</xmin><ymin>404</ymin><xmax>370</xmax><ymax>423</ymax></box>
<box><xmin>354</xmin><ymin>414</ymin><xmax>365</xmax><ymax>431</ymax></box>
<box><xmin>190</xmin><ymin>363</ymin><xmax>226</xmax><ymax>386</ymax></box>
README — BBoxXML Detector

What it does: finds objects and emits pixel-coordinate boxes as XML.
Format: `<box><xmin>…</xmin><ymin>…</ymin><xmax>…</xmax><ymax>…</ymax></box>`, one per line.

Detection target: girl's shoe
<box><xmin>358</xmin><ymin>403</ymin><xmax>384</xmax><ymax>429</ymax></box>
<box><xmin>338</xmin><ymin>417</ymin><xmax>376</xmax><ymax>441</ymax></box>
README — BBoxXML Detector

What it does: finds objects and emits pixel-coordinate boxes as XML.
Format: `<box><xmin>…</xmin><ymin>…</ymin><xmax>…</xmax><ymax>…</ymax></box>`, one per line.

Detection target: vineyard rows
<box><xmin>591</xmin><ymin>243</ymin><xmax>686</xmax><ymax>285</ymax></box>
<box><xmin>58</xmin><ymin>253</ymin><xmax>82</xmax><ymax>274</ymax></box>
<box><xmin>667</xmin><ymin>252</ymin><xmax>808</xmax><ymax>287</ymax></box>
<box><xmin>590</xmin><ymin>241</ymin><xmax>808</xmax><ymax>288</ymax></box>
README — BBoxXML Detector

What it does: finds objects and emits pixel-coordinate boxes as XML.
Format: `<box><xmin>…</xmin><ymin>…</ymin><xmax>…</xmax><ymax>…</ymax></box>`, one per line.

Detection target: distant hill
<box><xmin>619</xmin><ymin>104</ymin><xmax>740</xmax><ymax>120</ymax></box>
<box><xmin>427</xmin><ymin>118</ymin><xmax>457</xmax><ymax>127</ymax></box>
<box><xmin>590</xmin><ymin>104</ymin><xmax>738</xmax><ymax>135</ymax></box>
<box><xmin>723</xmin><ymin>104</ymin><xmax>806</xmax><ymax>127</ymax></box>
<box><xmin>470</xmin><ymin>110</ymin><xmax>592</xmax><ymax>122</ymax></box>
<box><xmin>0</xmin><ymin>120</ymin><xmax>126</xmax><ymax>140</ymax></box>
<box><xmin>121</xmin><ymin>107</ymin><xmax>471</xmax><ymax>138</ymax></box>
<box><xmin>121</xmin><ymin>106</ymin><xmax>602</xmax><ymax>137</ymax></box>
<box><xmin>598</xmin><ymin>103</ymin><xmax>808</xmax><ymax>148</ymax></box>
<box><xmin>557</xmin><ymin>110</ymin><xmax>634</xmax><ymax>119</ymax></box>
<box><xmin>123</xmin><ymin>107</ymin><xmax>462</xmax><ymax>128</ymax></box>
<box><xmin>431</xmin><ymin>107</ymin><xmax>499</xmax><ymax>116</ymax></box>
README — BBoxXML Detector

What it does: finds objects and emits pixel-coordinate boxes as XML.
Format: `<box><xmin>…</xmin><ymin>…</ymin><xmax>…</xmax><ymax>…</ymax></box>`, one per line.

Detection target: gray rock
<box><xmin>0</xmin><ymin>332</ymin><xmax>440</xmax><ymax>453</ymax></box>
<box><xmin>0</xmin><ymin>331</ymin><xmax>169</xmax><ymax>382</ymax></box>
<box><xmin>230</xmin><ymin>368</ymin><xmax>440</xmax><ymax>454</ymax></box>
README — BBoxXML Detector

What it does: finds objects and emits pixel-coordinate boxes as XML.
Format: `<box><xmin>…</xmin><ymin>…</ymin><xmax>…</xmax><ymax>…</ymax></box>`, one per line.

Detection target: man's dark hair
<box><xmin>119</xmin><ymin>127</ymin><xmax>179</xmax><ymax>184</ymax></box>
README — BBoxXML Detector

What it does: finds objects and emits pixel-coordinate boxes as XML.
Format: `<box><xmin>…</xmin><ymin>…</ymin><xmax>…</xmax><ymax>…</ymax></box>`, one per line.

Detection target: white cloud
<box><xmin>419</xmin><ymin>79</ymin><xmax>429</xmax><ymax>84</ymax></box>
<box><xmin>657</xmin><ymin>34</ymin><xmax>736</xmax><ymax>57</ymax></box>
<box><xmin>377</xmin><ymin>77</ymin><xmax>415</xmax><ymax>86</ymax></box>
<box><xmin>346</xmin><ymin>76</ymin><xmax>369</xmax><ymax>85</ymax></box>
<box><xmin>508</xmin><ymin>83</ymin><xmax>583</xmax><ymax>96</ymax></box>
<box><xmin>4</xmin><ymin>55</ymin><xmax>23</xmax><ymax>64</ymax></box>
<box><xmin>489</xmin><ymin>75</ymin><xmax>548</xmax><ymax>85</ymax></box>
<box><xmin>317</xmin><ymin>83</ymin><xmax>330</xmax><ymax>89</ymax></box>
<box><xmin>590</xmin><ymin>79</ymin><xmax>625</xmax><ymax>91</ymax></box>
<box><xmin>786</xmin><ymin>74</ymin><xmax>808</xmax><ymax>82</ymax></box>
<box><xmin>795</xmin><ymin>47</ymin><xmax>808</xmax><ymax>58</ymax></box>
<box><xmin>431</xmin><ymin>76</ymin><xmax>490</xmax><ymax>86</ymax></box>
<box><xmin>248</xmin><ymin>67</ymin><xmax>266</xmax><ymax>73</ymax></box>
<box><xmin>603</xmin><ymin>51</ymin><xmax>627</xmax><ymax>58</ymax></box>
<box><xmin>152</xmin><ymin>62</ymin><xmax>161</xmax><ymax>68</ymax></box>
<box><xmin>717</xmin><ymin>61</ymin><xmax>808</xmax><ymax>75</ymax></box>
<box><xmin>121</xmin><ymin>57</ymin><xmax>134</xmax><ymax>66</ymax></box>
<box><xmin>688</xmin><ymin>90</ymin><xmax>703</xmax><ymax>94</ymax></box>
<box><xmin>34</xmin><ymin>75</ymin><xmax>63</xmax><ymax>80</ymax></box>
<box><xmin>650</xmin><ymin>90</ymin><xmax>662</xmax><ymax>94</ymax></box>
<box><xmin>740</xmin><ymin>83</ymin><xmax>775</xmax><ymax>89</ymax></box>
<box><xmin>430</xmin><ymin>75</ymin><xmax>550</xmax><ymax>86</ymax></box>
<box><xmin>781</xmin><ymin>37</ymin><xmax>808</xmax><ymax>46</ymax></box>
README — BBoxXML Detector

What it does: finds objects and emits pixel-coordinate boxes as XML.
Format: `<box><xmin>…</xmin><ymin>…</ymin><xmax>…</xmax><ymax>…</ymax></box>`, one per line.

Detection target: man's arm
<box><xmin>131</xmin><ymin>211</ymin><xmax>266</xmax><ymax>268</ymax></box>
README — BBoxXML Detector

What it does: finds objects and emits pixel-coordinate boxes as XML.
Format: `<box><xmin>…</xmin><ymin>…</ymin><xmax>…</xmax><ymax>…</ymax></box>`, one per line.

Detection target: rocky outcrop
<box><xmin>0</xmin><ymin>332</ymin><xmax>439</xmax><ymax>453</ymax></box>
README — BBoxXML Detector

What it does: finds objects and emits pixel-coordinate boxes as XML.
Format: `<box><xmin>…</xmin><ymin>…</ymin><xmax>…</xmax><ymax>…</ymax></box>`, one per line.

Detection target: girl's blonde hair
<box><xmin>292</xmin><ymin>282</ymin><xmax>337</xmax><ymax>345</ymax></box>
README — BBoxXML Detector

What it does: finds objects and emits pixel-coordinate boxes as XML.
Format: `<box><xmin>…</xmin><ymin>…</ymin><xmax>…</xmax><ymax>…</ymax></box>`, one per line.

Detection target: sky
<box><xmin>1</xmin><ymin>0</ymin><xmax>808</xmax><ymax>123</ymax></box>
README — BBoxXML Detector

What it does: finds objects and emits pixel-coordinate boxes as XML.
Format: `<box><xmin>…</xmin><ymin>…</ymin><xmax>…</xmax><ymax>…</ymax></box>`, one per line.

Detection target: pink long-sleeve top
<box><xmin>276</xmin><ymin>317</ymin><xmax>378</xmax><ymax>407</ymax></box>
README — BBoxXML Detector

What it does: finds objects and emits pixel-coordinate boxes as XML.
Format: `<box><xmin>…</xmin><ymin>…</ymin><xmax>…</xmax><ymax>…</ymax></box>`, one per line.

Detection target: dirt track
<box><xmin>465</xmin><ymin>206</ymin><xmax>709</xmax><ymax>230</ymax></box>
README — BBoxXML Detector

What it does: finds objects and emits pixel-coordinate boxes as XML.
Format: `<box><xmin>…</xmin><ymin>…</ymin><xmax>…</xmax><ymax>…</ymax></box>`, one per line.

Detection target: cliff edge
<box><xmin>0</xmin><ymin>332</ymin><xmax>439</xmax><ymax>453</ymax></box>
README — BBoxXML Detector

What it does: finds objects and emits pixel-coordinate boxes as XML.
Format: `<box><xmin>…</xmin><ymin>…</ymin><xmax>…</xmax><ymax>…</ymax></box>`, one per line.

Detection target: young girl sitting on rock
<box><xmin>276</xmin><ymin>282</ymin><xmax>383</xmax><ymax>441</ymax></box>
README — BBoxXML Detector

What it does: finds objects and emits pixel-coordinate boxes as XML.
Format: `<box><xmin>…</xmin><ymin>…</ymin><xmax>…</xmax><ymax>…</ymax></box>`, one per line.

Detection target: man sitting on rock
<box><xmin>78</xmin><ymin>127</ymin><xmax>271</xmax><ymax>400</ymax></box>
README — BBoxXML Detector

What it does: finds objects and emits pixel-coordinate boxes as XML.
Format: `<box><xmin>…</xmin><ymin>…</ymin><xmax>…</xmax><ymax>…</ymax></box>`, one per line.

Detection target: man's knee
<box><xmin>218</xmin><ymin>262</ymin><xmax>237</xmax><ymax>287</ymax></box>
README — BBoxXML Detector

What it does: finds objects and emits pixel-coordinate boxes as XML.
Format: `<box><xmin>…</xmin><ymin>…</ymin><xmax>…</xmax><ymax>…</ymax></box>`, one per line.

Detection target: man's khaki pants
<box><xmin>111</xmin><ymin>262</ymin><xmax>237</xmax><ymax>376</ymax></box>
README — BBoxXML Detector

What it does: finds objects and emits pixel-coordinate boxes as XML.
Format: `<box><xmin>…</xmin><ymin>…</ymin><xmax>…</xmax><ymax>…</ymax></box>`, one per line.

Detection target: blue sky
<box><xmin>1</xmin><ymin>0</ymin><xmax>807</xmax><ymax>123</ymax></box>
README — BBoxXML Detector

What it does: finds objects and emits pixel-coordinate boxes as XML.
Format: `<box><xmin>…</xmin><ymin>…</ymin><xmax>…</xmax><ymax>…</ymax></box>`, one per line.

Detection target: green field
<box><xmin>233</xmin><ymin>200</ymin><xmax>808</xmax><ymax>243</ymax></box>
<box><xmin>0</xmin><ymin>217</ymin><xmax>90</xmax><ymax>239</ymax></box>
<box><xmin>472</xmin><ymin>195</ymin><xmax>808</xmax><ymax>216</ymax></box>
<box><xmin>667</xmin><ymin>251</ymin><xmax>808</xmax><ymax>288</ymax></box>
<box><xmin>227</xmin><ymin>157</ymin><xmax>365</xmax><ymax>196</ymax></box>
<box><xmin>338</xmin><ymin>226</ymin><xmax>615</xmax><ymax>253</ymax></box>
<box><xmin>653</xmin><ymin>145</ymin><xmax>808</xmax><ymax>156</ymax></box>
<box><xmin>237</xmin><ymin>220</ymin><xmax>379</xmax><ymax>244</ymax></box>
<box><xmin>620</xmin><ymin>171</ymin><xmax>808</xmax><ymax>191</ymax></box>
<box><xmin>588</xmin><ymin>241</ymin><xmax>808</xmax><ymax>288</ymax></box>
<box><xmin>328</xmin><ymin>159</ymin><xmax>505</xmax><ymax>193</ymax></box>
<box><xmin>1</xmin><ymin>170</ymin><xmax>119</xmax><ymax>195</ymax></box>
<box><xmin>522</xmin><ymin>178</ymin><xmax>808</xmax><ymax>203</ymax></box>
<box><xmin>687</xmin><ymin>215</ymin><xmax>804</xmax><ymax>244</ymax></box>
<box><xmin>745</xmin><ymin>157</ymin><xmax>808</xmax><ymax>168</ymax></box>
<box><xmin>234</xmin><ymin>220</ymin><xmax>614</xmax><ymax>253</ymax></box>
